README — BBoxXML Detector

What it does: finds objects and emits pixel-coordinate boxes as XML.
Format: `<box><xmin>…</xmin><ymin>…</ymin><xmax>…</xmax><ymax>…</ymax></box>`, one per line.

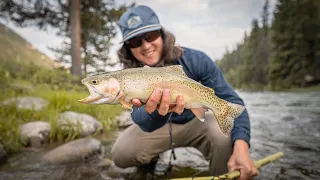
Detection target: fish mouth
<box><xmin>79</xmin><ymin>94</ymin><xmax>104</xmax><ymax>104</ymax></box>
<box><xmin>79</xmin><ymin>83</ymin><xmax>104</xmax><ymax>104</ymax></box>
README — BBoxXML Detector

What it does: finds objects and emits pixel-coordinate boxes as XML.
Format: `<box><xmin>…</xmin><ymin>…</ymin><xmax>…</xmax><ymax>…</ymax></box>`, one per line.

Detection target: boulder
<box><xmin>57</xmin><ymin>111</ymin><xmax>103</xmax><ymax>137</ymax></box>
<box><xmin>115</xmin><ymin>111</ymin><xmax>133</xmax><ymax>128</ymax></box>
<box><xmin>155</xmin><ymin>147</ymin><xmax>209</xmax><ymax>175</ymax></box>
<box><xmin>20</xmin><ymin>121</ymin><xmax>51</xmax><ymax>148</ymax></box>
<box><xmin>42</xmin><ymin>138</ymin><xmax>105</xmax><ymax>164</ymax></box>
<box><xmin>2</xmin><ymin>97</ymin><xmax>48</xmax><ymax>111</ymax></box>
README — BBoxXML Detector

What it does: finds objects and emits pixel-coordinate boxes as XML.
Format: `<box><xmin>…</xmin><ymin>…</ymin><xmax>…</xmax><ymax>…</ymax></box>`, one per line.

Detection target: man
<box><xmin>111</xmin><ymin>5</ymin><xmax>259</xmax><ymax>180</ymax></box>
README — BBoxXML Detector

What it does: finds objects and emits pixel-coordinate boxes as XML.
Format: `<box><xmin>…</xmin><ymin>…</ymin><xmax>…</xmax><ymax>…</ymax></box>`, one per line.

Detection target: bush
<box><xmin>32</xmin><ymin>69</ymin><xmax>82</xmax><ymax>90</ymax></box>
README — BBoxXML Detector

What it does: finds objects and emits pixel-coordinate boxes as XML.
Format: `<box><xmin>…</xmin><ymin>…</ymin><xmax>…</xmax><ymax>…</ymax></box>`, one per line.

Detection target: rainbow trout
<box><xmin>79</xmin><ymin>65</ymin><xmax>245</xmax><ymax>135</ymax></box>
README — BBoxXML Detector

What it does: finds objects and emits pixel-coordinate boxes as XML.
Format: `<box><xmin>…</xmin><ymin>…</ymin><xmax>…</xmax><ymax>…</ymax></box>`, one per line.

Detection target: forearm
<box><xmin>233</xmin><ymin>139</ymin><xmax>249</xmax><ymax>153</ymax></box>
<box><xmin>231</xmin><ymin>109</ymin><xmax>251</xmax><ymax>147</ymax></box>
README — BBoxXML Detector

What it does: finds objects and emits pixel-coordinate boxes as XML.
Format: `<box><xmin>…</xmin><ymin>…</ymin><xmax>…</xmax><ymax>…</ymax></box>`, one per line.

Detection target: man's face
<box><xmin>127</xmin><ymin>31</ymin><xmax>163</xmax><ymax>66</ymax></box>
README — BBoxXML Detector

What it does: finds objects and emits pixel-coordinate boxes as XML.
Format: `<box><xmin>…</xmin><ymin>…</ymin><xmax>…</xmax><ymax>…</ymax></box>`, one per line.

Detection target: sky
<box><xmin>4</xmin><ymin>0</ymin><xmax>276</xmax><ymax>70</ymax></box>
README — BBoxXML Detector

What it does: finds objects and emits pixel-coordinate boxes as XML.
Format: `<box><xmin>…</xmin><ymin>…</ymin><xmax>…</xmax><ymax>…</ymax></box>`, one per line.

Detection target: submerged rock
<box><xmin>20</xmin><ymin>121</ymin><xmax>51</xmax><ymax>148</ymax></box>
<box><xmin>155</xmin><ymin>147</ymin><xmax>209</xmax><ymax>175</ymax></box>
<box><xmin>57</xmin><ymin>111</ymin><xmax>103</xmax><ymax>137</ymax></box>
<box><xmin>0</xmin><ymin>143</ymin><xmax>8</xmax><ymax>165</ymax></box>
<box><xmin>1</xmin><ymin>97</ymin><xmax>48</xmax><ymax>111</ymax></box>
<box><xmin>42</xmin><ymin>138</ymin><xmax>105</xmax><ymax>164</ymax></box>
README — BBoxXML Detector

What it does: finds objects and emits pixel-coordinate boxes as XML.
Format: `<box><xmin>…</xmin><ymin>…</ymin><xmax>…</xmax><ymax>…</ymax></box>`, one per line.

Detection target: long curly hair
<box><xmin>118</xmin><ymin>28</ymin><xmax>183</xmax><ymax>69</ymax></box>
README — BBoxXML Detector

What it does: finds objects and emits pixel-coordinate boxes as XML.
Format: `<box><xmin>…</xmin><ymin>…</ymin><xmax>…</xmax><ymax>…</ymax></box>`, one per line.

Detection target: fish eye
<box><xmin>91</xmin><ymin>80</ymin><xmax>98</xmax><ymax>85</ymax></box>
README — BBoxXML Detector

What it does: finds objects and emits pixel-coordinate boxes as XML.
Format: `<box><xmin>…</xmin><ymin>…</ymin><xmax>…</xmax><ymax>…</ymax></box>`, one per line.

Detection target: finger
<box><xmin>143</xmin><ymin>65</ymin><xmax>151</xmax><ymax>68</ymax></box>
<box><xmin>158</xmin><ymin>89</ymin><xmax>171</xmax><ymax>116</ymax></box>
<box><xmin>172</xmin><ymin>95</ymin><xmax>184</xmax><ymax>115</ymax></box>
<box><xmin>132</xmin><ymin>99</ymin><xmax>143</xmax><ymax>108</ymax></box>
<box><xmin>227</xmin><ymin>161</ymin><xmax>236</xmax><ymax>172</ymax></box>
<box><xmin>239</xmin><ymin>169</ymin><xmax>248</xmax><ymax>180</ymax></box>
<box><xmin>145</xmin><ymin>89</ymin><xmax>162</xmax><ymax>114</ymax></box>
<box><xmin>253</xmin><ymin>169</ymin><xmax>259</xmax><ymax>176</ymax></box>
<box><xmin>239</xmin><ymin>167</ymin><xmax>255</xmax><ymax>180</ymax></box>
<box><xmin>249</xmin><ymin>167</ymin><xmax>259</xmax><ymax>177</ymax></box>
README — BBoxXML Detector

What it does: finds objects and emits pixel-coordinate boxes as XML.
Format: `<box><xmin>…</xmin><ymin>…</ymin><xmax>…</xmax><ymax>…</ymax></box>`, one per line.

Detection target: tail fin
<box><xmin>210</xmin><ymin>101</ymin><xmax>245</xmax><ymax>136</ymax></box>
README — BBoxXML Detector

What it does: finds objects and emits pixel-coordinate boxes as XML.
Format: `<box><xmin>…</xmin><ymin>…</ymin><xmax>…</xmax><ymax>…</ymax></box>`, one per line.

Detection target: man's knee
<box><xmin>111</xmin><ymin>145</ymin><xmax>152</xmax><ymax>168</ymax></box>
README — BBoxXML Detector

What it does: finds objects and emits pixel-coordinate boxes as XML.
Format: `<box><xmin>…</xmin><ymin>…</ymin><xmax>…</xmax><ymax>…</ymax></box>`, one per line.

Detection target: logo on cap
<box><xmin>127</xmin><ymin>16</ymin><xmax>142</xmax><ymax>29</ymax></box>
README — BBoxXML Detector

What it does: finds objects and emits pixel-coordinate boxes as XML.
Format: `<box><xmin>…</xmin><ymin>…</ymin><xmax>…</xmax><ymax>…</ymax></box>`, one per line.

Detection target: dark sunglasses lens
<box><xmin>126</xmin><ymin>31</ymin><xmax>161</xmax><ymax>48</ymax></box>
<box><xmin>127</xmin><ymin>38</ymin><xmax>142</xmax><ymax>48</ymax></box>
<box><xmin>145</xmin><ymin>31</ymin><xmax>161</xmax><ymax>42</ymax></box>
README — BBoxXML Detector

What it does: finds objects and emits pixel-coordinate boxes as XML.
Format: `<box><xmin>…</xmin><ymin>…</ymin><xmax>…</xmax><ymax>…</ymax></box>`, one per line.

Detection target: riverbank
<box><xmin>0</xmin><ymin>78</ymin><xmax>123</xmax><ymax>155</ymax></box>
<box><xmin>237</xmin><ymin>84</ymin><xmax>320</xmax><ymax>93</ymax></box>
<box><xmin>287</xmin><ymin>84</ymin><xmax>320</xmax><ymax>92</ymax></box>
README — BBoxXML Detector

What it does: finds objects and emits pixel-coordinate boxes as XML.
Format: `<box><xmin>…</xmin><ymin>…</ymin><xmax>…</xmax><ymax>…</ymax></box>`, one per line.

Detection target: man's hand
<box><xmin>132</xmin><ymin>89</ymin><xmax>185</xmax><ymax>116</ymax></box>
<box><xmin>227</xmin><ymin>139</ymin><xmax>259</xmax><ymax>180</ymax></box>
<box><xmin>132</xmin><ymin>65</ymin><xmax>184</xmax><ymax>115</ymax></box>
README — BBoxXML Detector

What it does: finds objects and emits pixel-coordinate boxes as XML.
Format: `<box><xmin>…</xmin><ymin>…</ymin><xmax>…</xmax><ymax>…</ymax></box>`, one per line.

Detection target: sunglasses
<box><xmin>125</xmin><ymin>30</ymin><xmax>161</xmax><ymax>48</ymax></box>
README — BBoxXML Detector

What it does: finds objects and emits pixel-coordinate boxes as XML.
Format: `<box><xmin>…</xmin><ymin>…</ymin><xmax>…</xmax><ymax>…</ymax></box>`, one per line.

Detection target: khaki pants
<box><xmin>111</xmin><ymin>112</ymin><xmax>232</xmax><ymax>175</ymax></box>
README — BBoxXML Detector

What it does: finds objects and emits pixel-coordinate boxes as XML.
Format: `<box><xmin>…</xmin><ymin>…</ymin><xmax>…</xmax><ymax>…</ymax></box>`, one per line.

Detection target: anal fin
<box><xmin>190</xmin><ymin>108</ymin><xmax>207</xmax><ymax>122</ymax></box>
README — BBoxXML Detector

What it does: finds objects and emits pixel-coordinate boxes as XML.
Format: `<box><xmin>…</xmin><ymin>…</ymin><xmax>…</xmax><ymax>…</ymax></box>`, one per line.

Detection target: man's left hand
<box><xmin>227</xmin><ymin>139</ymin><xmax>259</xmax><ymax>180</ymax></box>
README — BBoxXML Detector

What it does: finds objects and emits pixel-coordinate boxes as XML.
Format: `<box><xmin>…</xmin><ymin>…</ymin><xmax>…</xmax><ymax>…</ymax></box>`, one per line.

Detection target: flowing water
<box><xmin>240</xmin><ymin>91</ymin><xmax>320</xmax><ymax>180</ymax></box>
<box><xmin>0</xmin><ymin>91</ymin><xmax>319</xmax><ymax>180</ymax></box>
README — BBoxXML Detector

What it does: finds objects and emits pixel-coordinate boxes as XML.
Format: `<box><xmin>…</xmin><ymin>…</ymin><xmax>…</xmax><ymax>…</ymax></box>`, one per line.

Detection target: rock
<box><xmin>1</xmin><ymin>97</ymin><xmax>48</xmax><ymax>111</ymax></box>
<box><xmin>0</xmin><ymin>143</ymin><xmax>8</xmax><ymax>165</ymax></box>
<box><xmin>42</xmin><ymin>138</ymin><xmax>105</xmax><ymax>164</ymax></box>
<box><xmin>20</xmin><ymin>121</ymin><xmax>51</xmax><ymax>148</ymax></box>
<box><xmin>57</xmin><ymin>111</ymin><xmax>103</xmax><ymax>137</ymax></box>
<box><xmin>155</xmin><ymin>147</ymin><xmax>209</xmax><ymax>175</ymax></box>
<box><xmin>115</xmin><ymin>111</ymin><xmax>133</xmax><ymax>128</ymax></box>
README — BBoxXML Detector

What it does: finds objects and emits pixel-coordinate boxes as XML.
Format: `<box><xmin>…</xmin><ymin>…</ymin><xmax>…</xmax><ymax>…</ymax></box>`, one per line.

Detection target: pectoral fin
<box><xmin>120</xmin><ymin>96</ymin><xmax>133</xmax><ymax>112</ymax></box>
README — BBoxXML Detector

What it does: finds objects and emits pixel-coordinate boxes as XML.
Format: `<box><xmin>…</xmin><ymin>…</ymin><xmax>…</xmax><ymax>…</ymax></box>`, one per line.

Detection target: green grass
<box><xmin>0</xmin><ymin>82</ymin><xmax>123</xmax><ymax>154</ymax></box>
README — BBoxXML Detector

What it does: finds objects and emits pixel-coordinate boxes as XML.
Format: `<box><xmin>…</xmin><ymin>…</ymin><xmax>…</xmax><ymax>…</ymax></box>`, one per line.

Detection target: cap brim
<box><xmin>120</xmin><ymin>25</ymin><xmax>162</xmax><ymax>43</ymax></box>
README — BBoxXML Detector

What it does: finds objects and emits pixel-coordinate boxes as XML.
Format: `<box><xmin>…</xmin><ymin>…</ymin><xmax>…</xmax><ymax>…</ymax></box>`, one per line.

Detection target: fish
<box><xmin>79</xmin><ymin>65</ymin><xmax>245</xmax><ymax>135</ymax></box>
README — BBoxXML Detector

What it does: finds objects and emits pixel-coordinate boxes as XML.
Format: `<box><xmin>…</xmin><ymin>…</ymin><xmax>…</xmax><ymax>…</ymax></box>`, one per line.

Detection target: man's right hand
<box><xmin>132</xmin><ymin>89</ymin><xmax>185</xmax><ymax>116</ymax></box>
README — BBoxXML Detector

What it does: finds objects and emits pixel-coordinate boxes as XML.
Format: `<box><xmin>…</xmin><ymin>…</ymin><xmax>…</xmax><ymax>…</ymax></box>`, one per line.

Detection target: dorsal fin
<box><xmin>163</xmin><ymin>65</ymin><xmax>188</xmax><ymax>77</ymax></box>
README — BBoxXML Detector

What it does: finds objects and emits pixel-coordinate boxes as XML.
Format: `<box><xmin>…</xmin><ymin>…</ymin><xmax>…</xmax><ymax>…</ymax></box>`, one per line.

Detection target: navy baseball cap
<box><xmin>118</xmin><ymin>5</ymin><xmax>162</xmax><ymax>43</ymax></box>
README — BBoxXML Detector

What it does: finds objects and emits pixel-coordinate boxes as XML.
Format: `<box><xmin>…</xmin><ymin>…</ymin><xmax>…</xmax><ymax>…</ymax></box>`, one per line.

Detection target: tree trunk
<box><xmin>69</xmin><ymin>0</ymin><xmax>82</xmax><ymax>77</ymax></box>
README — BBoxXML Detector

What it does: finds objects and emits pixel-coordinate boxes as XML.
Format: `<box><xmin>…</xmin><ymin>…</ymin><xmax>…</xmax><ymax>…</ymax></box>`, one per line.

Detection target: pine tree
<box><xmin>244</xmin><ymin>19</ymin><xmax>260</xmax><ymax>87</ymax></box>
<box><xmin>269</xmin><ymin>0</ymin><xmax>320</xmax><ymax>89</ymax></box>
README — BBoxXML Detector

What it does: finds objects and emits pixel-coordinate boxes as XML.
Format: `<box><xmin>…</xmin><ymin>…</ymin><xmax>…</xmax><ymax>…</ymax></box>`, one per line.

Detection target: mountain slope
<box><xmin>0</xmin><ymin>23</ymin><xmax>55</xmax><ymax>69</ymax></box>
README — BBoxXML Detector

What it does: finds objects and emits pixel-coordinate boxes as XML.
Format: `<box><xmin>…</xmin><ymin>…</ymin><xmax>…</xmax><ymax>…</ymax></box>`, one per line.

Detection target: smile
<box><xmin>143</xmin><ymin>50</ymin><xmax>154</xmax><ymax>57</ymax></box>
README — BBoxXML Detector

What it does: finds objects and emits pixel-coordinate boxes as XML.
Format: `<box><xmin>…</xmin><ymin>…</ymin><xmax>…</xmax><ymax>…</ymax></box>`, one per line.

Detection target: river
<box><xmin>0</xmin><ymin>91</ymin><xmax>319</xmax><ymax>180</ymax></box>
<box><xmin>240</xmin><ymin>91</ymin><xmax>320</xmax><ymax>180</ymax></box>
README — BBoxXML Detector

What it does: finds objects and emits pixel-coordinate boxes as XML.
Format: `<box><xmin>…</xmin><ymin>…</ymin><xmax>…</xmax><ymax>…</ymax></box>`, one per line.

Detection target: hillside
<box><xmin>0</xmin><ymin>23</ymin><xmax>55</xmax><ymax>69</ymax></box>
